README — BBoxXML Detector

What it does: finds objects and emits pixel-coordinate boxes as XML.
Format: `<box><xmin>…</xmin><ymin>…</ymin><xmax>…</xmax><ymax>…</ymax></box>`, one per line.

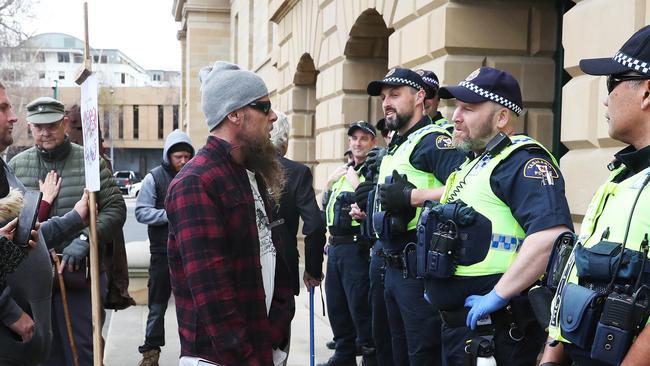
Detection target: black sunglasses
<box><xmin>606</xmin><ymin>73</ymin><xmax>650</xmax><ymax>94</ymax></box>
<box><xmin>247</xmin><ymin>100</ymin><xmax>272</xmax><ymax>114</ymax></box>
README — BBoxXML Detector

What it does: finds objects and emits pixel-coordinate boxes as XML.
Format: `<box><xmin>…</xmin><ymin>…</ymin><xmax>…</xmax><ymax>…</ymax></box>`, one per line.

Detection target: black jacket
<box><xmin>276</xmin><ymin>156</ymin><xmax>326</xmax><ymax>295</ymax></box>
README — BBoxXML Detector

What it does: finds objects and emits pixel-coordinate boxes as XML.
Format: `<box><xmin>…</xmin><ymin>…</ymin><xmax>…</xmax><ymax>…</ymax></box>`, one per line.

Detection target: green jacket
<box><xmin>8</xmin><ymin>138</ymin><xmax>126</xmax><ymax>253</ymax></box>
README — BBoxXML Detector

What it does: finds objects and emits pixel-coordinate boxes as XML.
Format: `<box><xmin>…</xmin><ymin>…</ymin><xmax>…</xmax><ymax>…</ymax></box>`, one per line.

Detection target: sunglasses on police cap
<box><xmin>247</xmin><ymin>100</ymin><xmax>272</xmax><ymax>114</ymax></box>
<box><xmin>606</xmin><ymin>73</ymin><xmax>650</xmax><ymax>94</ymax></box>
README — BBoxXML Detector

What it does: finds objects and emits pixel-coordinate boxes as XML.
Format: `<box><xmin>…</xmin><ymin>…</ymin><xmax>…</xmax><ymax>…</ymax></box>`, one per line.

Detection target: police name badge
<box><xmin>435</xmin><ymin>135</ymin><xmax>454</xmax><ymax>149</ymax></box>
<box><xmin>523</xmin><ymin>158</ymin><xmax>559</xmax><ymax>185</ymax></box>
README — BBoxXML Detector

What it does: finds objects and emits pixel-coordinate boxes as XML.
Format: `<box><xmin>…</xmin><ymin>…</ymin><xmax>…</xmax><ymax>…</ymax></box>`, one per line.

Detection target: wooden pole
<box><xmin>50</xmin><ymin>250</ymin><xmax>80</xmax><ymax>366</ymax></box>
<box><xmin>75</xmin><ymin>3</ymin><xmax>102</xmax><ymax>365</ymax></box>
<box><xmin>88</xmin><ymin>192</ymin><xmax>102</xmax><ymax>366</ymax></box>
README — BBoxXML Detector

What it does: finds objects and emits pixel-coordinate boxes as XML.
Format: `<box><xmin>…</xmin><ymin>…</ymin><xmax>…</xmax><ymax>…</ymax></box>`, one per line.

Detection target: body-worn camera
<box><xmin>332</xmin><ymin>192</ymin><xmax>354</xmax><ymax>228</ymax></box>
<box><xmin>546</xmin><ymin>232</ymin><xmax>576</xmax><ymax>291</ymax></box>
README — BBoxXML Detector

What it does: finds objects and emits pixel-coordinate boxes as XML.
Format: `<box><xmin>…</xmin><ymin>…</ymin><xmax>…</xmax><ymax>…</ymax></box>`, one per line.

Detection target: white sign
<box><xmin>80</xmin><ymin>74</ymin><xmax>101</xmax><ymax>192</ymax></box>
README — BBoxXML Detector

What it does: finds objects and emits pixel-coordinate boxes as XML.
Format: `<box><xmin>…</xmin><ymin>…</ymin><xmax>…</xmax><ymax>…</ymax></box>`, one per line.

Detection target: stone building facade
<box><xmin>172</xmin><ymin>0</ymin><xmax>648</xmax><ymax>225</ymax></box>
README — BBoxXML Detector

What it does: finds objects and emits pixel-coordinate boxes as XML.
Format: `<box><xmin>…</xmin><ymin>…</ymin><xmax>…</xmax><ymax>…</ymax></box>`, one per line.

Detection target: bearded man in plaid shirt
<box><xmin>166</xmin><ymin>61</ymin><xmax>295</xmax><ymax>366</ymax></box>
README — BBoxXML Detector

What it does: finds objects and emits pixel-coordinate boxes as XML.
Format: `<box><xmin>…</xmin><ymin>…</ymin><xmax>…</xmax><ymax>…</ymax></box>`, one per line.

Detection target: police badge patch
<box><xmin>385</xmin><ymin>68</ymin><xmax>396</xmax><ymax>78</ymax></box>
<box><xmin>465</xmin><ymin>68</ymin><xmax>480</xmax><ymax>81</ymax></box>
<box><xmin>523</xmin><ymin>158</ymin><xmax>559</xmax><ymax>184</ymax></box>
<box><xmin>435</xmin><ymin>135</ymin><xmax>454</xmax><ymax>149</ymax></box>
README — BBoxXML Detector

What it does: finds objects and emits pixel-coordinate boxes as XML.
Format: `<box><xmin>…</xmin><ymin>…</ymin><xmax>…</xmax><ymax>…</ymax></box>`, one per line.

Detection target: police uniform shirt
<box><xmin>389</xmin><ymin>116</ymin><xmax>466</xmax><ymax>183</ymax></box>
<box><xmin>435</xmin><ymin>144</ymin><xmax>574</xmax><ymax>309</ymax></box>
<box><xmin>610</xmin><ymin>144</ymin><xmax>650</xmax><ymax>182</ymax></box>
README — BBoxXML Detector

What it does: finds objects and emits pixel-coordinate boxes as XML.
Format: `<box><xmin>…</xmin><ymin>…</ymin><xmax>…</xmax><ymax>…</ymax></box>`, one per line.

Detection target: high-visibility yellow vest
<box><xmin>548</xmin><ymin>165</ymin><xmax>650</xmax><ymax>341</ymax></box>
<box><xmin>441</xmin><ymin>135</ymin><xmax>557</xmax><ymax>276</ymax></box>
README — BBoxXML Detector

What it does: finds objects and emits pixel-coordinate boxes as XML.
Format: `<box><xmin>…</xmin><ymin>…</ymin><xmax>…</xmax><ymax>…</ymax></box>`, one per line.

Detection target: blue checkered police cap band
<box><xmin>439</xmin><ymin>67</ymin><xmax>523</xmax><ymax>116</ymax></box>
<box><xmin>457</xmin><ymin>80</ymin><xmax>523</xmax><ymax>115</ymax></box>
<box><xmin>580</xmin><ymin>25</ymin><xmax>650</xmax><ymax>76</ymax></box>
<box><xmin>367</xmin><ymin>68</ymin><xmax>427</xmax><ymax>96</ymax></box>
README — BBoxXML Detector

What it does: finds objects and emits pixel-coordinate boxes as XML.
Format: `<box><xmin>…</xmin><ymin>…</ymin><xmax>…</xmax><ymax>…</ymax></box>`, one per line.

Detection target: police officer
<box><xmin>415</xmin><ymin>69</ymin><xmax>454</xmax><ymax>133</ymax></box>
<box><xmin>425</xmin><ymin>67</ymin><xmax>572</xmax><ymax>366</ymax></box>
<box><xmin>320</xmin><ymin>121</ymin><xmax>376</xmax><ymax>366</ymax></box>
<box><xmin>355</xmin><ymin>68</ymin><xmax>465</xmax><ymax>366</ymax></box>
<box><xmin>542</xmin><ymin>25</ymin><xmax>650</xmax><ymax>366</ymax></box>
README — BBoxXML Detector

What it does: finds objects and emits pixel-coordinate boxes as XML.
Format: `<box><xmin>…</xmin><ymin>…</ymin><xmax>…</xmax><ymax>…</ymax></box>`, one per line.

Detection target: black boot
<box><xmin>361</xmin><ymin>346</ymin><xmax>377</xmax><ymax>366</ymax></box>
<box><xmin>326</xmin><ymin>340</ymin><xmax>336</xmax><ymax>350</ymax></box>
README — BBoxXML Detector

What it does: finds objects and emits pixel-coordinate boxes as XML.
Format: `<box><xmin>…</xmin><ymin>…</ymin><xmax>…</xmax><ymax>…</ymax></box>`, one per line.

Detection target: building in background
<box><xmin>171</xmin><ymin>0</ymin><xmax>647</xmax><ymax>227</ymax></box>
<box><xmin>0</xmin><ymin>32</ymin><xmax>180</xmax><ymax>175</ymax></box>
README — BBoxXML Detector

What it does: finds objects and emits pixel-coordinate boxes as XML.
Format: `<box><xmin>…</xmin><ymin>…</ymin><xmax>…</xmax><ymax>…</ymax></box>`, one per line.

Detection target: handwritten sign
<box><xmin>80</xmin><ymin>74</ymin><xmax>101</xmax><ymax>192</ymax></box>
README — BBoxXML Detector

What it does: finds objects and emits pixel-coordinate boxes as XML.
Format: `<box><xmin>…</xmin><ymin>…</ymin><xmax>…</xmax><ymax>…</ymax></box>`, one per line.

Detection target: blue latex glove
<box><xmin>464</xmin><ymin>289</ymin><xmax>508</xmax><ymax>330</ymax></box>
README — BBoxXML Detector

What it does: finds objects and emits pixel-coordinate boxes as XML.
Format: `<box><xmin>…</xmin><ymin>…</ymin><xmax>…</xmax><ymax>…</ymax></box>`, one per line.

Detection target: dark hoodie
<box><xmin>135</xmin><ymin>129</ymin><xmax>194</xmax><ymax>253</ymax></box>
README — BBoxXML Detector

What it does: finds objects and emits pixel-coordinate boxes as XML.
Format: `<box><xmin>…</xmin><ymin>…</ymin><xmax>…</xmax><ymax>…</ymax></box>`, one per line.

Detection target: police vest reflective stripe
<box><xmin>376</xmin><ymin>124</ymin><xmax>450</xmax><ymax>231</ymax></box>
<box><xmin>326</xmin><ymin>171</ymin><xmax>365</xmax><ymax>228</ymax></box>
<box><xmin>441</xmin><ymin>135</ymin><xmax>557</xmax><ymax>276</ymax></box>
<box><xmin>432</xmin><ymin>115</ymin><xmax>454</xmax><ymax>134</ymax></box>
<box><xmin>548</xmin><ymin>165</ymin><xmax>650</xmax><ymax>342</ymax></box>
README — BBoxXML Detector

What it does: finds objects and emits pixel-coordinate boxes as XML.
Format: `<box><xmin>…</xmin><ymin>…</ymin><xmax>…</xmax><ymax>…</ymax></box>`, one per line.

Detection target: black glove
<box><xmin>62</xmin><ymin>238</ymin><xmax>90</xmax><ymax>270</ymax></box>
<box><xmin>354</xmin><ymin>181</ymin><xmax>375</xmax><ymax>212</ymax></box>
<box><xmin>378</xmin><ymin>170</ymin><xmax>415</xmax><ymax>213</ymax></box>
<box><xmin>365</xmin><ymin>147</ymin><xmax>387</xmax><ymax>178</ymax></box>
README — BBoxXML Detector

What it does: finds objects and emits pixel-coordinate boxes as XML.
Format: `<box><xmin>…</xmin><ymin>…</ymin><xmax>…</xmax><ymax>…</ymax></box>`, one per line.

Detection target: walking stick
<box><xmin>310</xmin><ymin>286</ymin><xmax>315</xmax><ymax>366</ymax></box>
<box><xmin>50</xmin><ymin>250</ymin><xmax>80</xmax><ymax>366</ymax></box>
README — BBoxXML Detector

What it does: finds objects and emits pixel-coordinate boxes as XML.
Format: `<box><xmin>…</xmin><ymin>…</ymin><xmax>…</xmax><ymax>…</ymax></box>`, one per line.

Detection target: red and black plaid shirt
<box><xmin>166</xmin><ymin>136</ymin><xmax>295</xmax><ymax>365</ymax></box>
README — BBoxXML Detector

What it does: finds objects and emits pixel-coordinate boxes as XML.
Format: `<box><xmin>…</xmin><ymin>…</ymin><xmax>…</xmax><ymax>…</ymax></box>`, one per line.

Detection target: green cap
<box><xmin>26</xmin><ymin>97</ymin><xmax>65</xmax><ymax>124</ymax></box>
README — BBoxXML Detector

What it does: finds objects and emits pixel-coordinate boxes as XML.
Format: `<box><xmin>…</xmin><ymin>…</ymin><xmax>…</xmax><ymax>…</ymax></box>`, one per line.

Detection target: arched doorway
<box><xmin>286</xmin><ymin>53</ymin><xmax>319</xmax><ymax>168</ymax></box>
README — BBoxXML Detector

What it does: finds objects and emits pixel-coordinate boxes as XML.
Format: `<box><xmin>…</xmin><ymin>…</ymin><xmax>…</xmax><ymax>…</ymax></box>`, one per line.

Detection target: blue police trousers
<box><xmin>325</xmin><ymin>242</ymin><xmax>373</xmax><ymax>360</ymax></box>
<box><xmin>384</xmin><ymin>266</ymin><xmax>443</xmax><ymax>366</ymax></box>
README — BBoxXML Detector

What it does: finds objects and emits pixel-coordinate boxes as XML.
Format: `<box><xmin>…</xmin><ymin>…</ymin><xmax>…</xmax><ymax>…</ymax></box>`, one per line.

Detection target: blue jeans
<box><xmin>325</xmin><ymin>242</ymin><xmax>373</xmax><ymax>359</ymax></box>
<box><xmin>384</xmin><ymin>265</ymin><xmax>443</xmax><ymax>366</ymax></box>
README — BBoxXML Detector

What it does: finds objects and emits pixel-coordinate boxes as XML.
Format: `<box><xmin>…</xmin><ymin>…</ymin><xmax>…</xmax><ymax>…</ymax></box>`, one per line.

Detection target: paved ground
<box><xmin>103</xmin><ymin>196</ymin><xmax>351</xmax><ymax>365</ymax></box>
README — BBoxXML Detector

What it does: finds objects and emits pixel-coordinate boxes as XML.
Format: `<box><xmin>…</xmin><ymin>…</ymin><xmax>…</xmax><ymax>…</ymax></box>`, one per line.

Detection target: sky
<box><xmin>26</xmin><ymin>0</ymin><xmax>181</xmax><ymax>71</ymax></box>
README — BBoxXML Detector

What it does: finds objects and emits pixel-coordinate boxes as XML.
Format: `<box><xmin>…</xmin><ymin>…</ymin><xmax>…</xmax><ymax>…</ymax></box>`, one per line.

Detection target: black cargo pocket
<box><xmin>559</xmin><ymin>283</ymin><xmax>603</xmax><ymax>349</ymax></box>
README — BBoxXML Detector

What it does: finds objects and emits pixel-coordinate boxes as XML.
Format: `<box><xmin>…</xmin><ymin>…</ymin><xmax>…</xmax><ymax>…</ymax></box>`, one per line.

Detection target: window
<box><xmin>133</xmin><ymin>105</ymin><xmax>139</xmax><ymax>139</ymax></box>
<box><xmin>158</xmin><ymin>105</ymin><xmax>164</xmax><ymax>139</ymax></box>
<box><xmin>35</xmin><ymin>52</ymin><xmax>45</xmax><ymax>62</ymax></box>
<box><xmin>152</xmin><ymin>74</ymin><xmax>161</xmax><ymax>81</ymax></box>
<box><xmin>103</xmin><ymin>109</ymin><xmax>110</xmax><ymax>139</ymax></box>
<box><xmin>38</xmin><ymin>72</ymin><xmax>45</xmax><ymax>79</ymax></box>
<box><xmin>57</xmin><ymin>52</ymin><xmax>70</xmax><ymax>63</ymax></box>
<box><xmin>100</xmin><ymin>55</ymin><xmax>107</xmax><ymax>64</ymax></box>
<box><xmin>172</xmin><ymin>105</ymin><xmax>179</xmax><ymax>130</ymax></box>
<box><xmin>58</xmin><ymin>71</ymin><xmax>65</xmax><ymax>80</ymax></box>
<box><xmin>121</xmin><ymin>73</ymin><xmax>125</xmax><ymax>84</ymax></box>
<box><xmin>93</xmin><ymin>55</ymin><xmax>99</xmax><ymax>63</ymax></box>
<box><xmin>118</xmin><ymin>109</ymin><xmax>124</xmax><ymax>139</ymax></box>
<box><xmin>73</xmin><ymin>54</ymin><xmax>83</xmax><ymax>63</ymax></box>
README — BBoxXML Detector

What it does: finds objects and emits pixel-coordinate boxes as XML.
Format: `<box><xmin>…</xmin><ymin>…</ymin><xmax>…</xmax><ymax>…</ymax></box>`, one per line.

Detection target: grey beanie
<box><xmin>198</xmin><ymin>61</ymin><xmax>269</xmax><ymax>131</ymax></box>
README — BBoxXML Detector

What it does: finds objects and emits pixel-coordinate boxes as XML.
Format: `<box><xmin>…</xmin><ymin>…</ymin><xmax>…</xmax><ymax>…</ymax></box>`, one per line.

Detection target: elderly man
<box><xmin>270</xmin><ymin>112</ymin><xmax>326</xmax><ymax>295</ymax></box>
<box><xmin>0</xmin><ymin>83</ymin><xmax>91</xmax><ymax>365</ymax></box>
<box><xmin>166</xmin><ymin>61</ymin><xmax>295</xmax><ymax>366</ymax></box>
<box><xmin>136</xmin><ymin>129</ymin><xmax>194</xmax><ymax>366</ymax></box>
<box><xmin>8</xmin><ymin>96</ymin><xmax>126</xmax><ymax>366</ymax></box>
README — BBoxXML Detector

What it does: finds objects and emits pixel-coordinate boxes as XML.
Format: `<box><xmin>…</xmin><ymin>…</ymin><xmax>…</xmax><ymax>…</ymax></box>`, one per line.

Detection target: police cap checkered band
<box><xmin>367</xmin><ymin>68</ymin><xmax>427</xmax><ymax>96</ymax></box>
<box><xmin>458</xmin><ymin>80</ymin><xmax>523</xmax><ymax>115</ymax></box>
<box><xmin>347</xmin><ymin>120</ymin><xmax>376</xmax><ymax>136</ymax></box>
<box><xmin>439</xmin><ymin>67</ymin><xmax>523</xmax><ymax>116</ymax></box>
<box><xmin>580</xmin><ymin>25</ymin><xmax>650</xmax><ymax>76</ymax></box>
<box><xmin>422</xmin><ymin>77</ymin><xmax>439</xmax><ymax>87</ymax></box>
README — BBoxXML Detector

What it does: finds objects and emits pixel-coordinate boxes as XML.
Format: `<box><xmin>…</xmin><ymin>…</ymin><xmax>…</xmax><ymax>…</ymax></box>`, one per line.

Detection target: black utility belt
<box><xmin>382</xmin><ymin>245</ymin><xmax>417</xmax><ymax>279</ymax></box>
<box><xmin>329</xmin><ymin>234</ymin><xmax>366</xmax><ymax>245</ymax></box>
<box><xmin>440</xmin><ymin>295</ymin><xmax>536</xmax><ymax>340</ymax></box>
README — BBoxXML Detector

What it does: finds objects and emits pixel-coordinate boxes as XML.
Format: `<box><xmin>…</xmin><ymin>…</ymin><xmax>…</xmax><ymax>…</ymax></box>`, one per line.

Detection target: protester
<box><xmin>8</xmin><ymin>96</ymin><xmax>127</xmax><ymax>366</ymax></box>
<box><xmin>166</xmin><ymin>61</ymin><xmax>294</xmax><ymax>366</ymax></box>
<box><xmin>136</xmin><ymin>129</ymin><xmax>194</xmax><ymax>366</ymax></box>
